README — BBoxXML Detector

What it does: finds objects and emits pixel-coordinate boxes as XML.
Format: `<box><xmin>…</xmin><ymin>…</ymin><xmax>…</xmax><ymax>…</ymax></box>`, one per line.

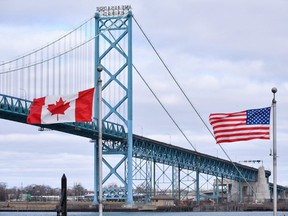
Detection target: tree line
<box><xmin>0</xmin><ymin>182</ymin><xmax>88</xmax><ymax>202</ymax></box>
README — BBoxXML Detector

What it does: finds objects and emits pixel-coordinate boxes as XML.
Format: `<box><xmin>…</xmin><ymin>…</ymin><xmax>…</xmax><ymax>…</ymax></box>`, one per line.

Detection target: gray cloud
<box><xmin>0</xmin><ymin>0</ymin><xmax>288</xmax><ymax>189</ymax></box>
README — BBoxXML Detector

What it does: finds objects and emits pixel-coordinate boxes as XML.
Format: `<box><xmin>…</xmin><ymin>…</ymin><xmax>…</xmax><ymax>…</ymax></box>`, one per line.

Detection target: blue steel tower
<box><xmin>93</xmin><ymin>6</ymin><xmax>134</xmax><ymax>205</ymax></box>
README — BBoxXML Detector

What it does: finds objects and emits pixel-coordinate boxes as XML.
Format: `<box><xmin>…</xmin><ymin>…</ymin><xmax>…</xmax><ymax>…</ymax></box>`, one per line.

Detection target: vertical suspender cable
<box><xmin>84</xmin><ymin>24</ymin><xmax>87</xmax><ymax>89</ymax></box>
<box><xmin>78</xmin><ymin>26</ymin><xmax>81</xmax><ymax>90</ymax></box>
<box><xmin>21</xmin><ymin>58</ymin><xmax>24</xmax><ymax>98</ymax></box>
<box><xmin>47</xmin><ymin>46</ymin><xmax>50</xmax><ymax>95</ymax></box>
<box><xmin>52</xmin><ymin>43</ymin><xmax>55</xmax><ymax>95</ymax></box>
<box><xmin>9</xmin><ymin>62</ymin><xmax>12</xmax><ymax>96</ymax></box>
<box><xmin>59</xmin><ymin>40</ymin><xmax>61</xmax><ymax>95</ymax></box>
<box><xmin>7</xmin><ymin>63</ymin><xmax>9</xmax><ymax>95</ymax></box>
<box><xmin>34</xmin><ymin>52</ymin><xmax>37</xmax><ymax>98</ymax></box>
<box><xmin>78</xmin><ymin>28</ymin><xmax>80</xmax><ymax>91</ymax></box>
<box><xmin>15</xmin><ymin>60</ymin><xmax>19</xmax><ymax>97</ymax></box>
<box><xmin>68</xmin><ymin>35</ymin><xmax>71</xmax><ymax>94</ymax></box>
<box><xmin>27</xmin><ymin>55</ymin><xmax>30</xmax><ymax>99</ymax></box>
<box><xmin>9</xmin><ymin>62</ymin><xmax>13</xmax><ymax>96</ymax></box>
<box><xmin>40</xmin><ymin>49</ymin><xmax>43</xmax><ymax>97</ymax></box>
<box><xmin>74</xmin><ymin>32</ymin><xmax>77</xmax><ymax>91</ymax></box>
<box><xmin>81</xmin><ymin>25</ymin><xmax>83</xmax><ymax>90</ymax></box>
<box><xmin>63</xmin><ymin>36</ymin><xmax>66</xmax><ymax>95</ymax></box>
<box><xmin>0</xmin><ymin>63</ymin><xmax>2</xmax><ymax>93</ymax></box>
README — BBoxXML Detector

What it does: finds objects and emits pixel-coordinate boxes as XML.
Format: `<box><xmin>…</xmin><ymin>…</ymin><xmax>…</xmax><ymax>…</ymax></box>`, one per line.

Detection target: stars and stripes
<box><xmin>209</xmin><ymin>107</ymin><xmax>271</xmax><ymax>144</ymax></box>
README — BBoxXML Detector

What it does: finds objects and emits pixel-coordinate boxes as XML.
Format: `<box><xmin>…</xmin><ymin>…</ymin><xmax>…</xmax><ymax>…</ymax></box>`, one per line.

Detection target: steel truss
<box><xmin>0</xmin><ymin>94</ymin><xmax>125</xmax><ymax>139</ymax></box>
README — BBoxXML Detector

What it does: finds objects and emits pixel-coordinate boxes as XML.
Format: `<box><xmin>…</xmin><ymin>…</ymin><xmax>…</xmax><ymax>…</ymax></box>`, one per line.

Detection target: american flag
<box><xmin>209</xmin><ymin>107</ymin><xmax>271</xmax><ymax>144</ymax></box>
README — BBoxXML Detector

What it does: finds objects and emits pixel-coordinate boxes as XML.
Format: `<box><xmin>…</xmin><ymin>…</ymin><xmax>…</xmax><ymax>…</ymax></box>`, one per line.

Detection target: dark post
<box><xmin>57</xmin><ymin>174</ymin><xmax>67</xmax><ymax>216</ymax></box>
<box><xmin>61</xmin><ymin>174</ymin><xmax>67</xmax><ymax>215</ymax></box>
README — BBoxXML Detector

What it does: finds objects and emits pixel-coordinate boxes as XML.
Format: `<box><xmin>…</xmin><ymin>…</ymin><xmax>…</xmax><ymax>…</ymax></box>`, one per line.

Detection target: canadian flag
<box><xmin>27</xmin><ymin>88</ymin><xmax>95</xmax><ymax>124</ymax></box>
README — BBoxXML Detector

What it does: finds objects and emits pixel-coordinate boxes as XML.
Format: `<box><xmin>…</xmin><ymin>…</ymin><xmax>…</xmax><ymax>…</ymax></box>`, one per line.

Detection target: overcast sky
<box><xmin>0</xmin><ymin>0</ymin><xmax>288</xmax><ymax>191</ymax></box>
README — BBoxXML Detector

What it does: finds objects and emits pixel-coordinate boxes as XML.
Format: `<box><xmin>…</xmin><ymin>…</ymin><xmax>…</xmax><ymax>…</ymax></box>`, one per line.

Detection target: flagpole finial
<box><xmin>97</xmin><ymin>66</ymin><xmax>103</xmax><ymax>72</ymax></box>
<box><xmin>271</xmin><ymin>87</ymin><xmax>277</xmax><ymax>103</ymax></box>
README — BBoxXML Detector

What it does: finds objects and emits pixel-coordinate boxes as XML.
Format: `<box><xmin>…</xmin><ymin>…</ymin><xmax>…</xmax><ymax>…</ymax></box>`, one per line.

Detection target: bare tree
<box><xmin>0</xmin><ymin>182</ymin><xmax>7</xmax><ymax>201</ymax></box>
<box><xmin>72</xmin><ymin>183</ymin><xmax>87</xmax><ymax>196</ymax></box>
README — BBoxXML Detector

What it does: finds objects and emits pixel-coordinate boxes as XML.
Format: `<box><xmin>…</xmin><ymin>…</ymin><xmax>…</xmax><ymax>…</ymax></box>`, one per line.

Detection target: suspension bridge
<box><xmin>0</xmin><ymin>6</ymin><xmax>285</xmax><ymax>206</ymax></box>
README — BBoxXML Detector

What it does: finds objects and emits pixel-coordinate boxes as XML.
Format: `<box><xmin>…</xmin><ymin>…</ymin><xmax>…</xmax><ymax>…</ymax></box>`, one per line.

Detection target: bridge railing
<box><xmin>103</xmin><ymin>187</ymin><xmax>126</xmax><ymax>201</ymax></box>
<box><xmin>0</xmin><ymin>93</ymin><xmax>126</xmax><ymax>140</ymax></box>
<box><xmin>0</xmin><ymin>93</ymin><xmax>31</xmax><ymax>115</ymax></box>
<box><xmin>69</xmin><ymin>121</ymin><xmax>126</xmax><ymax>140</ymax></box>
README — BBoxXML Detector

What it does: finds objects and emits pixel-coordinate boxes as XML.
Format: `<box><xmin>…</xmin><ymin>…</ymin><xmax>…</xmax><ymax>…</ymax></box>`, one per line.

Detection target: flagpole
<box><xmin>271</xmin><ymin>87</ymin><xmax>277</xmax><ymax>216</ymax></box>
<box><xmin>97</xmin><ymin>66</ymin><xmax>103</xmax><ymax>216</ymax></box>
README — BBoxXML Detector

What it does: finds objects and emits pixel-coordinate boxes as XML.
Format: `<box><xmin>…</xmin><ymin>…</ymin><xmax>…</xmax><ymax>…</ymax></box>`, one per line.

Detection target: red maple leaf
<box><xmin>47</xmin><ymin>97</ymin><xmax>70</xmax><ymax>121</ymax></box>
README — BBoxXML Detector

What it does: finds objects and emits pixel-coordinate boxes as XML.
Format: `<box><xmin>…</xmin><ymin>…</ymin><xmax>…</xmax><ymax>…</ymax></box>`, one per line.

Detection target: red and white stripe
<box><xmin>209</xmin><ymin>111</ymin><xmax>270</xmax><ymax>144</ymax></box>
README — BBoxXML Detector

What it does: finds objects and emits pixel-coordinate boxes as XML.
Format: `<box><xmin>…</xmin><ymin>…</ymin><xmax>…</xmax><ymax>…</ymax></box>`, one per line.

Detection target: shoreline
<box><xmin>1</xmin><ymin>201</ymin><xmax>288</xmax><ymax>212</ymax></box>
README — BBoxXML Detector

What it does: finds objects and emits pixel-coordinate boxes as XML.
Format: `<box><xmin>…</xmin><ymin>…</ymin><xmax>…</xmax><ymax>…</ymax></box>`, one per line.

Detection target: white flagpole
<box><xmin>271</xmin><ymin>87</ymin><xmax>277</xmax><ymax>216</ymax></box>
<box><xmin>97</xmin><ymin>66</ymin><xmax>103</xmax><ymax>216</ymax></box>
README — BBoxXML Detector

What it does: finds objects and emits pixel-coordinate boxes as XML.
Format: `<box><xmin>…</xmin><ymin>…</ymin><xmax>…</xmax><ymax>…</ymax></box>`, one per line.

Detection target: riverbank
<box><xmin>1</xmin><ymin>201</ymin><xmax>288</xmax><ymax>212</ymax></box>
<box><xmin>0</xmin><ymin>201</ymin><xmax>126</xmax><ymax>212</ymax></box>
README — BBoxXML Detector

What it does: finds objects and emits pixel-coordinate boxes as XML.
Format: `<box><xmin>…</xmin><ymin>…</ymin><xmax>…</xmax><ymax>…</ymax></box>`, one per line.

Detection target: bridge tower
<box><xmin>93</xmin><ymin>6</ymin><xmax>134</xmax><ymax>205</ymax></box>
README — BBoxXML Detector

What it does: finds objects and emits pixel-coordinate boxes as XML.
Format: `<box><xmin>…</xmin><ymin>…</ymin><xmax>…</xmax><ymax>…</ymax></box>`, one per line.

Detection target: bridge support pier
<box><xmin>196</xmin><ymin>170</ymin><xmax>200</xmax><ymax>204</ymax></box>
<box><xmin>223</xmin><ymin>166</ymin><xmax>270</xmax><ymax>203</ymax></box>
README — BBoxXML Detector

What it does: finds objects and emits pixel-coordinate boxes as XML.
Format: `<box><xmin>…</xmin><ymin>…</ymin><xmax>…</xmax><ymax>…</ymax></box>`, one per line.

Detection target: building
<box><xmin>151</xmin><ymin>195</ymin><xmax>175</xmax><ymax>207</ymax></box>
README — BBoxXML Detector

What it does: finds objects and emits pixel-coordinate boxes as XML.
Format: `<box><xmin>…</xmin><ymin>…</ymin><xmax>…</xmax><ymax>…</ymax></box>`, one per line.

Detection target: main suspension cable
<box><xmin>133</xmin><ymin>16</ymin><xmax>258</xmax><ymax>196</ymax></box>
<box><xmin>133</xmin><ymin>16</ymin><xmax>214</xmax><ymax>138</ymax></box>
<box><xmin>105</xmin><ymin>22</ymin><xmax>197</xmax><ymax>151</ymax></box>
<box><xmin>133</xmin><ymin>65</ymin><xmax>197</xmax><ymax>151</ymax></box>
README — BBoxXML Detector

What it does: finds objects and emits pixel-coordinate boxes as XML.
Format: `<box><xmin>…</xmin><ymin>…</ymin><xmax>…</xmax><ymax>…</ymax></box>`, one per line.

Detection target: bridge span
<box><xmin>0</xmin><ymin>93</ymin><xmax>270</xmax><ymax>181</ymax></box>
<box><xmin>1</xmin><ymin>93</ymin><xmax>278</xmax><ymax>202</ymax></box>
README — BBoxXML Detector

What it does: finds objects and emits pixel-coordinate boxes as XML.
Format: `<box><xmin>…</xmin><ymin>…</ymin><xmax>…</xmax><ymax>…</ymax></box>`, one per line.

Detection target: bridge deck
<box><xmin>0</xmin><ymin>94</ymin><xmax>126</xmax><ymax>140</ymax></box>
<box><xmin>132</xmin><ymin>134</ymin><xmax>270</xmax><ymax>182</ymax></box>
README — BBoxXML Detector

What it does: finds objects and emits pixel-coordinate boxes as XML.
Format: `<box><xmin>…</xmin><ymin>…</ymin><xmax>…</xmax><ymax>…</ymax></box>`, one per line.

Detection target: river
<box><xmin>0</xmin><ymin>212</ymin><xmax>288</xmax><ymax>216</ymax></box>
